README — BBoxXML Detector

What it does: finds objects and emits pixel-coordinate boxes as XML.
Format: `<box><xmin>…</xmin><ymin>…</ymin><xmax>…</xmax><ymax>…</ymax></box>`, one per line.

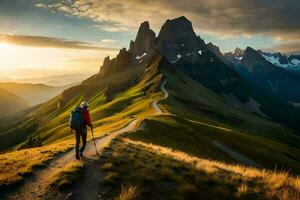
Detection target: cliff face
<box><xmin>157</xmin><ymin>16</ymin><xmax>206</xmax><ymax>61</ymax></box>
<box><xmin>129</xmin><ymin>21</ymin><xmax>156</xmax><ymax>56</ymax></box>
<box><xmin>100</xmin><ymin>48</ymin><xmax>131</xmax><ymax>76</ymax></box>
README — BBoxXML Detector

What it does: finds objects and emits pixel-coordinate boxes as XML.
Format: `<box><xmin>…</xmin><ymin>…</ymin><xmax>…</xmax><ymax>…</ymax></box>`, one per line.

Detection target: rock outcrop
<box><xmin>129</xmin><ymin>21</ymin><xmax>156</xmax><ymax>56</ymax></box>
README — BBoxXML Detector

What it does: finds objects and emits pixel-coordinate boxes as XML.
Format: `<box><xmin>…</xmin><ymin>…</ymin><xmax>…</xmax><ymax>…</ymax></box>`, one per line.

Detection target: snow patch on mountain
<box><xmin>291</xmin><ymin>59</ymin><xmax>300</xmax><ymax>65</ymax></box>
<box><xmin>260</xmin><ymin>53</ymin><xmax>289</xmax><ymax>68</ymax></box>
<box><xmin>136</xmin><ymin>53</ymin><xmax>147</xmax><ymax>60</ymax></box>
<box><xmin>171</xmin><ymin>54</ymin><xmax>182</xmax><ymax>63</ymax></box>
<box><xmin>260</xmin><ymin>52</ymin><xmax>300</xmax><ymax>69</ymax></box>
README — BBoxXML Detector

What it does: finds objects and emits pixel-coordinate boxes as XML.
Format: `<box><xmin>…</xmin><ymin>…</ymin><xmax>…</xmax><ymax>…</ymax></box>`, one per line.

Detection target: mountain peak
<box><xmin>166</xmin><ymin>16</ymin><xmax>190</xmax><ymax>24</ymax></box>
<box><xmin>129</xmin><ymin>21</ymin><xmax>156</xmax><ymax>56</ymax></box>
<box><xmin>158</xmin><ymin>16</ymin><xmax>195</xmax><ymax>41</ymax></box>
<box><xmin>157</xmin><ymin>16</ymin><xmax>206</xmax><ymax>61</ymax></box>
<box><xmin>139</xmin><ymin>21</ymin><xmax>150</xmax><ymax>30</ymax></box>
<box><xmin>245</xmin><ymin>46</ymin><xmax>255</xmax><ymax>52</ymax></box>
<box><xmin>241</xmin><ymin>47</ymin><xmax>277</xmax><ymax>73</ymax></box>
<box><xmin>243</xmin><ymin>47</ymin><xmax>265</xmax><ymax>61</ymax></box>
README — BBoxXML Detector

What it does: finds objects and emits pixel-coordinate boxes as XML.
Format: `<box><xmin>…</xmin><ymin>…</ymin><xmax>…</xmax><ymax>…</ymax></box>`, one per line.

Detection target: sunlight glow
<box><xmin>0</xmin><ymin>42</ymin><xmax>117</xmax><ymax>79</ymax></box>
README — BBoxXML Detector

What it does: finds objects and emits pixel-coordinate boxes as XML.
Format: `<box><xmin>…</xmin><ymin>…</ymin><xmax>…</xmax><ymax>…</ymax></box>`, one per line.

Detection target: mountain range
<box><xmin>0</xmin><ymin>16</ymin><xmax>299</xmax><ymax>199</ymax></box>
<box><xmin>217</xmin><ymin>46</ymin><xmax>300</xmax><ymax>106</ymax></box>
<box><xmin>0</xmin><ymin>82</ymin><xmax>77</xmax><ymax>106</ymax></box>
<box><xmin>0</xmin><ymin>74</ymin><xmax>88</xmax><ymax>86</ymax></box>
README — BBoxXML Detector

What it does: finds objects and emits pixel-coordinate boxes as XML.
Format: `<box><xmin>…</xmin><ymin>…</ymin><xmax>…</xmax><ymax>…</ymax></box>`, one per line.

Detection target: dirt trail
<box><xmin>152</xmin><ymin>81</ymin><xmax>260</xmax><ymax>168</ymax></box>
<box><xmin>213</xmin><ymin>140</ymin><xmax>260</xmax><ymax>167</ymax></box>
<box><xmin>151</xmin><ymin>80</ymin><xmax>168</xmax><ymax>114</ymax></box>
<box><xmin>6</xmin><ymin>119</ymin><xmax>140</xmax><ymax>200</ymax></box>
<box><xmin>5</xmin><ymin>80</ymin><xmax>169</xmax><ymax>200</ymax></box>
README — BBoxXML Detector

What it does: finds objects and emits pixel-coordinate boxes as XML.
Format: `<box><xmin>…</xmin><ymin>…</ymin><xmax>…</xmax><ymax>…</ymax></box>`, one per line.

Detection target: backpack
<box><xmin>69</xmin><ymin>107</ymin><xmax>85</xmax><ymax>131</ymax></box>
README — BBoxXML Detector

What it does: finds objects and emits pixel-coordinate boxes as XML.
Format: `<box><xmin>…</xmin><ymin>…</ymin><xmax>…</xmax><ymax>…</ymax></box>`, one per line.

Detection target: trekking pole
<box><xmin>91</xmin><ymin>127</ymin><xmax>99</xmax><ymax>155</ymax></box>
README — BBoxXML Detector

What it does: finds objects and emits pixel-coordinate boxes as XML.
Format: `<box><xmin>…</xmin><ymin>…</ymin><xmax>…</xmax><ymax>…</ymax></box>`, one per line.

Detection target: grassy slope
<box><xmin>126</xmin><ymin>65</ymin><xmax>300</xmax><ymax>173</ymax></box>
<box><xmin>0</xmin><ymin>141</ymin><xmax>74</xmax><ymax>188</ymax></box>
<box><xmin>0</xmin><ymin>88</ymin><xmax>28</xmax><ymax>117</ymax></box>
<box><xmin>0</xmin><ymin>54</ymin><xmax>165</xmax><ymax>188</ymax></box>
<box><xmin>97</xmin><ymin>58</ymin><xmax>300</xmax><ymax>199</ymax></box>
<box><xmin>100</xmin><ymin>137</ymin><xmax>300</xmax><ymax>200</ymax></box>
<box><xmin>128</xmin><ymin>115</ymin><xmax>300</xmax><ymax>173</ymax></box>
<box><xmin>160</xmin><ymin>65</ymin><xmax>300</xmax><ymax>147</ymax></box>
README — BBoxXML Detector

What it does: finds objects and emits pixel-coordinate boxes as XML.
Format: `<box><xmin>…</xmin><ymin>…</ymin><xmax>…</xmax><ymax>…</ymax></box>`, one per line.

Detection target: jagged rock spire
<box><xmin>129</xmin><ymin>21</ymin><xmax>156</xmax><ymax>56</ymax></box>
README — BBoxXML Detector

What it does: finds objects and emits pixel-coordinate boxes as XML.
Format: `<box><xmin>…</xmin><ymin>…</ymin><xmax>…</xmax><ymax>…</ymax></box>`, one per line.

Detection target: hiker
<box><xmin>69</xmin><ymin>101</ymin><xmax>93</xmax><ymax>160</ymax></box>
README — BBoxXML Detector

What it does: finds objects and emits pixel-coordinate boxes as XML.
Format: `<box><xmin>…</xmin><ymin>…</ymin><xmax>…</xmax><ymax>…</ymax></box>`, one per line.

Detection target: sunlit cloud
<box><xmin>36</xmin><ymin>0</ymin><xmax>300</xmax><ymax>42</ymax></box>
<box><xmin>101</xmin><ymin>39</ymin><xmax>117</xmax><ymax>43</ymax></box>
<box><xmin>0</xmin><ymin>34</ymin><xmax>119</xmax><ymax>51</ymax></box>
<box><xmin>93</xmin><ymin>24</ymin><xmax>130</xmax><ymax>32</ymax></box>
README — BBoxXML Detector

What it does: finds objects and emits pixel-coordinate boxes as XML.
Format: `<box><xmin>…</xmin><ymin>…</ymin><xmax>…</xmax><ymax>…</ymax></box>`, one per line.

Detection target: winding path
<box><xmin>5</xmin><ymin>80</ymin><xmax>169</xmax><ymax>200</ymax></box>
<box><xmin>213</xmin><ymin>141</ymin><xmax>260</xmax><ymax>167</ymax></box>
<box><xmin>6</xmin><ymin>120</ymin><xmax>141</xmax><ymax>200</ymax></box>
<box><xmin>151</xmin><ymin>81</ymin><xmax>260</xmax><ymax>168</ymax></box>
<box><xmin>151</xmin><ymin>80</ymin><xmax>168</xmax><ymax>114</ymax></box>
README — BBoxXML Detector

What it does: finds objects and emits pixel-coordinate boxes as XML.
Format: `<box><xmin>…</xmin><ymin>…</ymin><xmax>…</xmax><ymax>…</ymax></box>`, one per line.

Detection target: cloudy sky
<box><xmin>0</xmin><ymin>0</ymin><xmax>299</xmax><ymax>81</ymax></box>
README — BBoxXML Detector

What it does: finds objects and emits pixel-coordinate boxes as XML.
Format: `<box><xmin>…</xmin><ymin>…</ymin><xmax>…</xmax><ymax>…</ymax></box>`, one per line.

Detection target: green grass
<box><xmin>160</xmin><ymin>66</ymin><xmax>300</xmax><ymax>148</ymax></box>
<box><xmin>100</xmin><ymin>137</ymin><xmax>300</xmax><ymax>200</ymax></box>
<box><xmin>128</xmin><ymin>115</ymin><xmax>300</xmax><ymax>174</ymax></box>
<box><xmin>0</xmin><ymin>55</ymin><xmax>164</xmax><ymax>151</ymax></box>
<box><xmin>0</xmin><ymin>55</ymin><xmax>165</xmax><ymax>188</ymax></box>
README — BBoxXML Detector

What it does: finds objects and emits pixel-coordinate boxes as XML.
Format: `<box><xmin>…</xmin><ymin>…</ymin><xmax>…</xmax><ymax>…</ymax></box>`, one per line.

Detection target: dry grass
<box><xmin>0</xmin><ymin>141</ymin><xmax>73</xmax><ymax>188</ymax></box>
<box><xmin>49</xmin><ymin>160</ymin><xmax>84</xmax><ymax>189</ymax></box>
<box><xmin>114</xmin><ymin>185</ymin><xmax>139</xmax><ymax>200</ymax></box>
<box><xmin>101</xmin><ymin>162</ymin><xmax>114</xmax><ymax>171</ymax></box>
<box><xmin>103</xmin><ymin>172</ymin><xmax>118</xmax><ymax>184</ymax></box>
<box><xmin>236</xmin><ymin>183</ymin><xmax>250</xmax><ymax>197</ymax></box>
<box><xmin>101</xmin><ymin>138</ymin><xmax>300</xmax><ymax>200</ymax></box>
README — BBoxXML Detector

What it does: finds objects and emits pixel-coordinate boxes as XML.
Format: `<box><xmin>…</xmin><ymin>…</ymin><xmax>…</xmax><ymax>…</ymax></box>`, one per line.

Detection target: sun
<box><xmin>0</xmin><ymin>42</ymin><xmax>12</xmax><ymax>52</ymax></box>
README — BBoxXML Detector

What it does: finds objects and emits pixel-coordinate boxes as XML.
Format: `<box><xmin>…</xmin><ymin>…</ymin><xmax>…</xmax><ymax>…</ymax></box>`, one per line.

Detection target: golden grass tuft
<box><xmin>236</xmin><ymin>182</ymin><xmax>250</xmax><ymax>197</ymax></box>
<box><xmin>114</xmin><ymin>185</ymin><xmax>139</xmax><ymax>200</ymax></box>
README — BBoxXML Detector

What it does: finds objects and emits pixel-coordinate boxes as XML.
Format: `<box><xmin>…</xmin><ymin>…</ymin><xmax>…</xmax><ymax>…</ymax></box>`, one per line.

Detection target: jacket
<box><xmin>82</xmin><ymin>108</ymin><xmax>92</xmax><ymax>127</ymax></box>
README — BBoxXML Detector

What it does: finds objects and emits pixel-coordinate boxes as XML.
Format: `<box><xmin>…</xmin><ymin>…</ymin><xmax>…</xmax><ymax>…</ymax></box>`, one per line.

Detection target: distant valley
<box><xmin>0</xmin><ymin>82</ymin><xmax>77</xmax><ymax>107</ymax></box>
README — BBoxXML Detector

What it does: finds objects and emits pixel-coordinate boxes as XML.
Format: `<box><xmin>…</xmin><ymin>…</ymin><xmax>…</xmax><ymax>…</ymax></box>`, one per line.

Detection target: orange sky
<box><xmin>0</xmin><ymin>42</ymin><xmax>118</xmax><ymax>79</ymax></box>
